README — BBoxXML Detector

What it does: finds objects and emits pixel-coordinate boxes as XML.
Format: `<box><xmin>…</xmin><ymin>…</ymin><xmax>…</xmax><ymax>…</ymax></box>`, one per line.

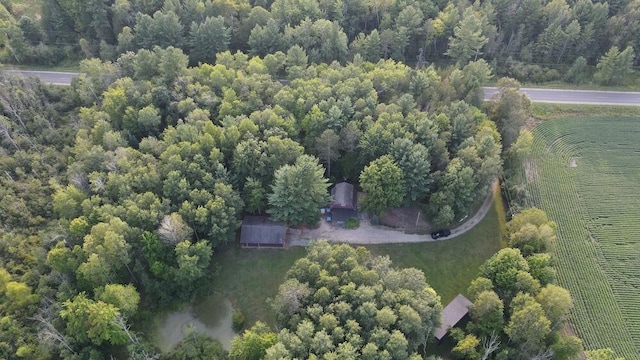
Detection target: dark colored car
<box><xmin>430</xmin><ymin>229</ymin><xmax>451</xmax><ymax>239</ymax></box>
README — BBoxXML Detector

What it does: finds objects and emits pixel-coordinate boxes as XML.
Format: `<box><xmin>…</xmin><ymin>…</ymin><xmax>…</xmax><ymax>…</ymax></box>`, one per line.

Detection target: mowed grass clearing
<box><xmin>520</xmin><ymin>115</ymin><xmax>640</xmax><ymax>358</ymax></box>
<box><xmin>212</xmin><ymin>190</ymin><xmax>506</xmax><ymax>327</ymax></box>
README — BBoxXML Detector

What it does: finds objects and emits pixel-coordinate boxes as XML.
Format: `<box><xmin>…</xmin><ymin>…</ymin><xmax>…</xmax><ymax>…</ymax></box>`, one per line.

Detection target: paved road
<box><xmin>2</xmin><ymin>70</ymin><xmax>80</xmax><ymax>86</ymax></box>
<box><xmin>3</xmin><ymin>70</ymin><xmax>640</xmax><ymax>106</ymax></box>
<box><xmin>483</xmin><ymin>86</ymin><xmax>640</xmax><ymax>106</ymax></box>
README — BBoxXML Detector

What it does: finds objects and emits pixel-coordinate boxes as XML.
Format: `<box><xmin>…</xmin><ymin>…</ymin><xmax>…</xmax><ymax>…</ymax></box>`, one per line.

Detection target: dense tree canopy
<box><xmin>1</xmin><ymin>0</ymin><xmax>638</xmax><ymax>85</ymax></box>
<box><xmin>0</xmin><ymin>3</ymin><xmax>609</xmax><ymax>353</ymax></box>
<box><xmin>266</xmin><ymin>241</ymin><xmax>442</xmax><ymax>359</ymax></box>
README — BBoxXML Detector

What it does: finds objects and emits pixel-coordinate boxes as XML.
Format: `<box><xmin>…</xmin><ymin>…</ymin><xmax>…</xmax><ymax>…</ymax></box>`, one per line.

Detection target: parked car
<box><xmin>430</xmin><ymin>229</ymin><xmax>451</xmax><ymax>239</ymax></box>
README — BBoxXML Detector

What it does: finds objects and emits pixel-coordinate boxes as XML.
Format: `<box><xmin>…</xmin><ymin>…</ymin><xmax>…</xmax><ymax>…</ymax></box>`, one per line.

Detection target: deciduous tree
<box><xmin>266</xmin><ymin>241</ymin><xmax>442</xmax><ymax>359</ymax></box>
<box><xmin>230</xmin><ymin>321</ymin><xmax>277</xmax><ymax>360</ymax></box>
<box><xmin>267</xmin><ymin>155</ymin><xmax>331</xmax><ymax>226</ymax></box>
<box><xmin>359</xmin><ymin>155</ymin><xmax>405</xmax><ymax>215</ymax></box>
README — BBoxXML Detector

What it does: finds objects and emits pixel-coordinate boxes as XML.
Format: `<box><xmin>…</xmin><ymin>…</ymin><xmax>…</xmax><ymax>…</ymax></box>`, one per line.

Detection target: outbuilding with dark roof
<box><xmin>434</xmin><ymin>294</ymin><xmax>473</xmax><ymax>341</ymax></box>
<box><xmin>240</xmin><ymin>216</ymin><xmax>287</xmax><ymax>248</ymax></box>
<box><xmin>329</xmin><ymin>182</ymin><xmax>358</xmax><ymax>226</ymax></box>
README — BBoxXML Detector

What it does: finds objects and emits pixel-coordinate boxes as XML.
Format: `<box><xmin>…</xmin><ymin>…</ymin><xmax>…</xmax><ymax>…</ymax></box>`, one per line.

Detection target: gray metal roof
<box><xmin>434</xmin><ymin>294</ymin><xmax>473</xmax><ymax>340</ymax></box>
<box><xmin>240</xmin><ymin>216</ymin><xmax>286</xmax><ymax>245</ymax></box>
<box><xmin>330</xmin><ymin>182</ymin><xmax>356</xmax><ymax>210</ymax></box>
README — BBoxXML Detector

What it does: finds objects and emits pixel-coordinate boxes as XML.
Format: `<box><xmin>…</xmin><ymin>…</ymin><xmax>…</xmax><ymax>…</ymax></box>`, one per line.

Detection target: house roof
<box><xmin>434</xmin><ymin>294</ymin><xmax>473</xmax><ymax>341</ymax></box>
<box><xmin>240</xmin><ymin>216</ymin><xmax>286</xmax><ymax>245</ymax></box>
<box><xmin>330</xmin><ymin>182</ymin><xmax>356</xmax><ymax>210</ymax></box>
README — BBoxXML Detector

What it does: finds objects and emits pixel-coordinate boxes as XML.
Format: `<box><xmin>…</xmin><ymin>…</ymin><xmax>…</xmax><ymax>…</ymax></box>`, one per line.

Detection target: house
<box><xmin>434</xmin><ymin>294</ymin><xmax>473</xmax><ymax>341</ymax></box>
<box><xmin>329</xmin><ymin>182</ymin><xmax>358</xmax><ymax>226</ymax></box>
<box><xmin>240</xmin><ymin>216</ymin><xmax>287</xmax><ymax>248</ymax></box>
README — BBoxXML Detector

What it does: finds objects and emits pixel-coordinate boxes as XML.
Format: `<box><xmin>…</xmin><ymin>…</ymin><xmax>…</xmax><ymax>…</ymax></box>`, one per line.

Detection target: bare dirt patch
<box><xmin>569</xmin><ymin>158</ymin><xmax>578</xmax><ymax>168</ymax></box>
<box><xmin>524</xmin><ymin>159</ymin><xmax>539</xmax><ymax>183</ymax></box>
<box><xmin>378</xmin><ymin>207</ymin><xmax>432</xmax><ymax>234</ymax></box>
<box><xmin>524</xmin><ymin>116</ymin><xmax>543</xmax><ymax>130</ymax></box>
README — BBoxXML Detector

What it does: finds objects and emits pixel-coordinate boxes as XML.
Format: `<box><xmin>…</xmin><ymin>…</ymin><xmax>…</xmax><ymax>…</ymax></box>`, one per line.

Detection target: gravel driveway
<box><xmin>289</xmin><ymin>180</ymin><xmax>499</xmax><ymax>246</ymax></box>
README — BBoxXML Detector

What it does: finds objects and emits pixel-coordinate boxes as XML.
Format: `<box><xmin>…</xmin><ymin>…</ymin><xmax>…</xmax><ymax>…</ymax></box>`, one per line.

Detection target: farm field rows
<box><xmin>523</xmin><ymin>116</ymin><xmax>640</xmax><ymax>358</ymax></box>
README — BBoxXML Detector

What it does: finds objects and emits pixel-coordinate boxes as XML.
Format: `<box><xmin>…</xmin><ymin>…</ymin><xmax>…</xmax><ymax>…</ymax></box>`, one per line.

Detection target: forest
<box><xmin>0</xmin><ymin>0</ymin><xmax>638</xmax><ymax>85</ymax></box>
<box><xmin>0</xmin><ymin>43</ymin><xmax>509</xmax><ymax>357</ymax></box>
<box><xmin>0</xmin><ymin>0</ymin><xmax>637</xmax><ymax>359</ymax></box>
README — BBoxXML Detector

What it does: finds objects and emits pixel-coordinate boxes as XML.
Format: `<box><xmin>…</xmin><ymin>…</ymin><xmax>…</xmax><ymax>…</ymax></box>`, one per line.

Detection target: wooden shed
<box><xmin>240</xmin><ymin>216</ymin><xmax>287</xmax><ymax>248</ymax></box>
<box><xmin>434</xmin><ymin>294</ymin><xmax>473</xmax><ymax>341</ymax></box>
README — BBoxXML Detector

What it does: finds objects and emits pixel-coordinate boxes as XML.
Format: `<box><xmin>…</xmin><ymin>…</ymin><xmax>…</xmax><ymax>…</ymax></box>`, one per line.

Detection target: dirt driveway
<box><xmin>288</xmin><ymin>180</ymin><xmax>499</xmax><ymax>246</ymax></box>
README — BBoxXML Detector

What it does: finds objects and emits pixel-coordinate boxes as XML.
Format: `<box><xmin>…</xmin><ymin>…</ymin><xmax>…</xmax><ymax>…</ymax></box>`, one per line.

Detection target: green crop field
<box><xmin>519</xmin><ymin>116</ymin><xmax>640</xmax><ymax>358</ymax></box>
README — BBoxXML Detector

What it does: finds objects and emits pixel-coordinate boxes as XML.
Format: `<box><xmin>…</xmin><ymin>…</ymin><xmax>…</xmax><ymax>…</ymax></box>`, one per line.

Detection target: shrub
<box><xmin>345</xmin><ymin>219</ymin><xmax>359</xmax><ymax>229</ymax></box>
<box><xmin>232</xmin><ymin>310</ymin><xmax>245</xmax><ymax>332</ymax></box>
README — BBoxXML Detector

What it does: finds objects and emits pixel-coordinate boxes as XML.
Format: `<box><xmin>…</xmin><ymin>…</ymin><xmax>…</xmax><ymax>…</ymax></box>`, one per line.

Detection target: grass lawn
<box><xmin>531</xmin><ymin>102</ymin><xmax>640</xmax><ymax>120</ymax></box>
<box><xmin>366</xmin><ymin>189</ymin><xmax>507</xmax><ymax>305</ymax></box>
<box><xmin>212</xmin><ymin>189</ymin><xmax>506</xmax><ymax>328</ymax></box>
<box><xmin>212</xmin><ymin>245</ymin><xmax>307</xmax><ymax>326</ymax></box>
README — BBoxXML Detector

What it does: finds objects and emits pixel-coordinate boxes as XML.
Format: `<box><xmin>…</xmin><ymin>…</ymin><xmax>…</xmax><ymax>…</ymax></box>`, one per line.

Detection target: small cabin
<box><xmin>329</xmin><ymin>182</ymin><xmax>358</xmax><ymax>226</ymax></box>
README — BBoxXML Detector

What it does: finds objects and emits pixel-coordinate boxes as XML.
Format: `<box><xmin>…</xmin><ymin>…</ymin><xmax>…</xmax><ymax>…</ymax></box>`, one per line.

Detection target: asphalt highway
<box><xmin>483</xmin><ymin>86</ymin><xmax>640</xmax><ymax>106</ymax></box>
<box><xmin>2</xmin><ymin>70</ymin><xmax>80</xmax><ymax>86</ymax></box>
<box><xmin>3</xmin><ymin>70</ymin><xmax>640</xmax><ymax>106</ymax></box>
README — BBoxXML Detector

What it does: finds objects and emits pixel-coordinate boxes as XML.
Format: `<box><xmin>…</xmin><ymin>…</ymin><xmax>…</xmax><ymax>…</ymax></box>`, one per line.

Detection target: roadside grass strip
<box><xmin>523</xmin><ymin>117</ymin><xmax>640</xmax><ymax>358</ymax></box>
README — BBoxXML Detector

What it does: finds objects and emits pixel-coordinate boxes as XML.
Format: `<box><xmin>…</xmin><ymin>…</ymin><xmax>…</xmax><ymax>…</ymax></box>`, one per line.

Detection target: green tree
<box><xmin>60</xmin><ymin>293</ymin><xmax>127</xmax><ymax>346</ymax></box>
<box><xmin>506</xmin><ymin>207</ymin><xmax>557</xmax><ymax>255</ymax></box>
<box><xmin>505</xmin><ymin>292</ymin><xmax>551</xmax><ymax>356</ymax></box>
<box><xmin>565</xmin><ymin>56</ymin><xmax>588</xmax><ymax>84</ymax></box>
<box><xmin>77</xmin><ymin>217</ymin><xmax>132</xmax><ymax>288</ymax></box>
<box><xmin>585</xmin><ymin>348</ymin><xmax>625</xmax><ymax>360</ymax></box>
<box><xmin>230</xmin><ymin>321</ymin><xmax>277</xmax><ymax>360</ymax></box>
<box><xmin>267</xmin><ymin>155</ymin><xmax>331</xmax><ymax>226</ymax></box>
<box><xmin>284</xmin><ymin>18</ymin><xmax>349</xmax><ymax>64</ymax></box>
<box><xmin>248</xmin><ymin>19</ymin><xmax>283</xmax><ymax>57</ymax></box>
<box><xmin>536</xmin><ymin>284</ymin><xmax>572</xmax><ymax>330</ymax></box>
<box><xmin>510</xmin><ymin>129</ymin><xmax>534</xmax><ymax>161</ymax></box>
<box><xmin>389</xmin><ymin>138</ymin><xmax>432</xmax><ymax>203</ymax></box>
<box><xmin>52</xmin><ymin>184</ymin><xmax>87</xmax><ymax>220</ymax></box>
<box><xmin>315</xmin><ymin>129</ymin><xmax>340</xmax><ymax>178</ymax></box>
<box><xmin>97</xmin><ymin>284</ymin><xmax>140</xmax><ymax>318</ymax></box>
<box><xmin>243</xmin><ymin>177</ymin><xmax>267</xmax><ymax>214</ymax></box>
<box><xmin>359</xmin><ymin>155</ymin><xmax>405</xmax><ymax>216</ymax></box>
<box><xmin>551</xmin><ymin>334</ymin><xmax>583</xmax><ymax>360</ymax></box>
<box><xmin>489</xmin><ymin>77</ymin><xmax>531</xmax><ymax>150</ymax></box>
<box><xmin>593</xmin><ymin>46</ymin><xmax>635</xmax><ymax>85</ymax></box>
<box><xmin>163</xmin><ymin>330</ymin><xmax>227</xmax><ymax>360</ymax></box>
<box><xmin>189</xmin><ymin>16</ymin><xmax>230</xmax><ymax>65</ymax></box>
<box><xmin>452</xmin><ymin>333</ymin><xmax>481</xmax><ymax>360</ymax></box>
<box><xmin>266</xmin><ymin>241</ymin><xmax>442</xmax><ymax>359</ymax></box>
<box><xmin>526</xmin><ymin>253</ymin><xmax>556</xmax><ymax>286</ymax></box>
<box><xmin>446</xmin><ymin>8</ymin><xmax>490</xmax><ymax>65</ymax></box>
<box><xmin>469</xmin><ymin>291</ymin><xmax>504</xmax><ymax>337</ymax></box>
<box><xmin>174</xmin><ymin>240</ymin><xmax>213</xmax><ymax>284</ymax></box>
<box><xmin>480</xmin><ymin>248</ymin><xmax>530</xmax><ymax>301</ymax></box>
<box><xmin>135</xmin><ymin>11</ymin><xmax>184</xmax><ymax>49</ymax></box>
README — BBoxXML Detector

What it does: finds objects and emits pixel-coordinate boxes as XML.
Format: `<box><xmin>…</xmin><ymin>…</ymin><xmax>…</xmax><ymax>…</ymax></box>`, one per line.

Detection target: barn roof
<box><xmin>434</xmin><ymin>294</ymin><xmax>473</xmax><ymax>341</ymax></box>
<box><xmin>240</xmin><ymin>216</ymin><xmax>286</xmax><ymax>246</ymax></box>
<box><xmin>330</xmin><ymin>182</ymin><xmax>356</xmax><ymax>210</ymax></box>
